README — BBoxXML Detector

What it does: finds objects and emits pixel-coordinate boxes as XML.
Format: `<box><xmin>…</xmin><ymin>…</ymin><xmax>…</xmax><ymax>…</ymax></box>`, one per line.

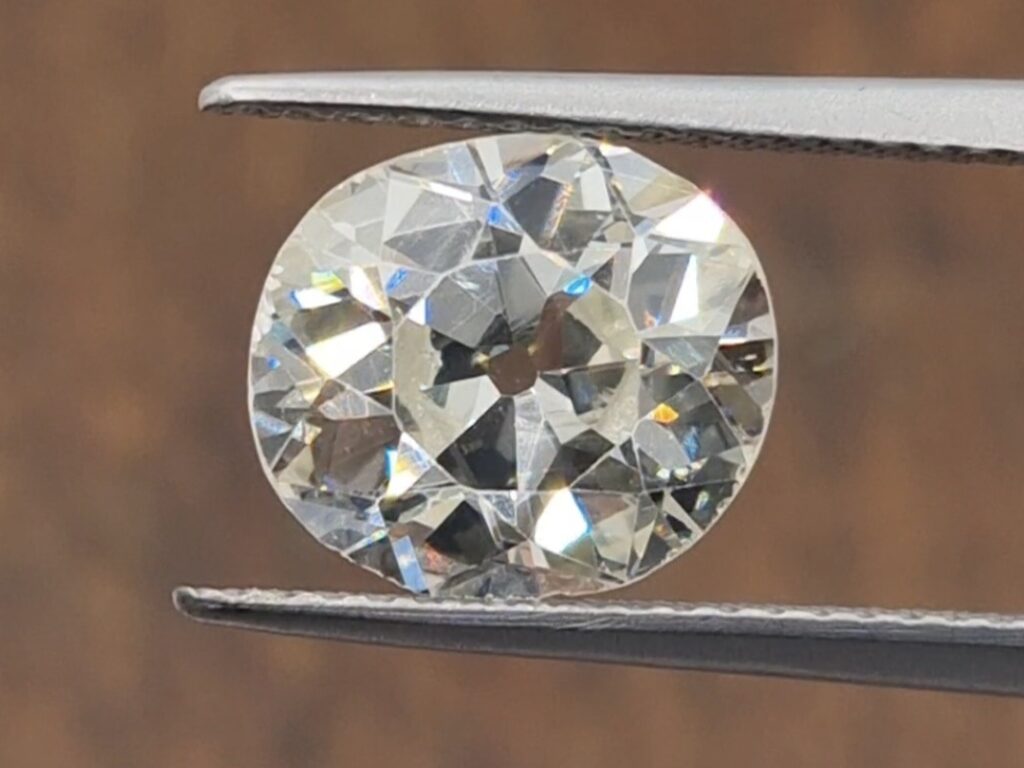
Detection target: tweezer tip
<box><xmin>172</xmin><ymin>585</ymin><xmax>215</xmax><ymax>618</ymax></box>
<box><xmin>198</xmin><ymin>77</ymin><xmax>239</xmax><ymax>112</ymax></box>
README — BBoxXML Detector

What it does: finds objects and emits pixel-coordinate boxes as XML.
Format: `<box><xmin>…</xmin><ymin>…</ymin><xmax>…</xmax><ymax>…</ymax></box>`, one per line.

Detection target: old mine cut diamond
<box><xmin>250</xmin><ymin>133</ymin><xmax>776</xmax><ymax>597</ymax></box>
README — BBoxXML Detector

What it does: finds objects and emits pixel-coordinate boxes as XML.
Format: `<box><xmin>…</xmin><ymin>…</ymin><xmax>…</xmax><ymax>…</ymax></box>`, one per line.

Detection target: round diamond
<box><xmin>249</xmin><ymin>133</ymin><xmax>776</xmax><ymax>597</ymax></box>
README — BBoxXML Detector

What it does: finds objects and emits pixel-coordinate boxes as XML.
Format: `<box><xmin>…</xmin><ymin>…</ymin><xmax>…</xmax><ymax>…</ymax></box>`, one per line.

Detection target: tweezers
<box><xmin>176</xmin><ymin>71</ymin><xmax>1024</xmax><ymax>697</ymax></box>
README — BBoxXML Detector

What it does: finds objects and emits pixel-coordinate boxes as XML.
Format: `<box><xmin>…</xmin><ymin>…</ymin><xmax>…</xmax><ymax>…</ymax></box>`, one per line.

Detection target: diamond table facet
<box><xmin>249</xmin><ymin>133</ymin><xmax>776</xmax><ymax>597</ymax></box>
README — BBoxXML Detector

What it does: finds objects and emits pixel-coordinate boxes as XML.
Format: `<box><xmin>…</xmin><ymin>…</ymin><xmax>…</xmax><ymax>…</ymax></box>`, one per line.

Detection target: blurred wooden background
<box><xmin>4</xmin><ymin>1</ymin><xmax>1024</xmax><ymax>765</ymax></box>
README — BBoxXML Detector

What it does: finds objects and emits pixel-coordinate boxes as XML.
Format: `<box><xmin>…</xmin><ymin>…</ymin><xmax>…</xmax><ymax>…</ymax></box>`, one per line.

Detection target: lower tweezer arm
<box><xmin>174</xmin><ymin>587</ymin><xmax>1024</xmax><ymax>696</ymax></box>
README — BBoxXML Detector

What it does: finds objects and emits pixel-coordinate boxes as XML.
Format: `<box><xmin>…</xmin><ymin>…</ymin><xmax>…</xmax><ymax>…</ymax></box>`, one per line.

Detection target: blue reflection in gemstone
<box><xmin>253</xmin><ymin>412</ymin><xmax>289</xmax><ymax>435</ymax></box>
<box><xmin>384</xmin><ymin>447</ymin><xmax>398</xmax><ymax>479</ymax></box>
<box><xmin>385</xmin><ymin>268</ymin><xmax>408</xmax><ymax>293</ymax></box>
<box><xmin>564</xmin><ymin>275</ymin><xmax>592</xmax><ymax>297</ymax></box>
<box><xmin>683</xmin><ymin>427</ymin><xmax>701</xmax><ymax>461</ymax></box>
<box><xmin>391</xmin><ymin>535</ymin><xmax>428</xmax><ymax>593</ymax></box>
<box><xmin>266</xmin><ymin>356</ymin><xmax>281</xmax><ymax>370</ymax></box>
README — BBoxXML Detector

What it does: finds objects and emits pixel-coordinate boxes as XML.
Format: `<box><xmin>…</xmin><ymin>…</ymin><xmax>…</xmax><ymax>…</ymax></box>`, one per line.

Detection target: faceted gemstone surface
<box><xmin>249</xmin><ymin>133</ymin><xmax>776</xmax><ymax>597</ymax></box>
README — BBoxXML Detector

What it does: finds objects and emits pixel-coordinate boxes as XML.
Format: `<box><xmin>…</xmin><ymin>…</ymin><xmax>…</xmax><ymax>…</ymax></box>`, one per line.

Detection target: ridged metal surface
<box><xmin>200</xmin><ymin>72</ymin><xmax>1024</xmax><ymax>163</ymax></box>
<box><xmin>174</xmin><ymin>587</ymin><xmax>1024</xmax><ymax>696</ymax></box>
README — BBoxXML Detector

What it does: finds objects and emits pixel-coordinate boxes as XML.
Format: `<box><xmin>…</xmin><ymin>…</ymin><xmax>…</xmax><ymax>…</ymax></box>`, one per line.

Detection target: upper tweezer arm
<box><xmin>181</xmin><ymin>71</ymin><xmax>1024</xmax><ymax>697</ymax></box>
<box><xmin>199</xmin><ymin>71</ymin><xmax>1024</xmax><ymax>163</ymax></box>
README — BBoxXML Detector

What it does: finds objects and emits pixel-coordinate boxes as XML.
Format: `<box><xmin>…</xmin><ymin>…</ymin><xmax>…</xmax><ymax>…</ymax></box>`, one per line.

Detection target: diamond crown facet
<box><xmin>249</xmin><ymin>133</ymin><xmax>776</xmax><ymax>597</ymax></box>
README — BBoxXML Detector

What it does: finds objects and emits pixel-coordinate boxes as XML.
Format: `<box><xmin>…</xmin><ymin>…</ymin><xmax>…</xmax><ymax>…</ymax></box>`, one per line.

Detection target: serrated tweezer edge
<box><xmin>174</xmin><ymin>587</ymin><xmax>1024</xmax><ymax>696</ymax></box>
<box><xmin>200</xmin><ymin>71</ymin><xmax>1024</xmax><ymax>163</ymax></box>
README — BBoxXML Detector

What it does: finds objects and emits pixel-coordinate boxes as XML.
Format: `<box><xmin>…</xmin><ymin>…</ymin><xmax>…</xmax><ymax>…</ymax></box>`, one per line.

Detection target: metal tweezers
<box><xmin>175</xmin><ymin>71</ymin><xmax>1024</xmax><ymax>697</ymax></box>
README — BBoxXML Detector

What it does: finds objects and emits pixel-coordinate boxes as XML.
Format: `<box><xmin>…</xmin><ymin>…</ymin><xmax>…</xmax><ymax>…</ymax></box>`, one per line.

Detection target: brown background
<box><xmin>4</xmin><ymin>1</ymin><xmax>1024</xmax><ymax>766</ymax></box>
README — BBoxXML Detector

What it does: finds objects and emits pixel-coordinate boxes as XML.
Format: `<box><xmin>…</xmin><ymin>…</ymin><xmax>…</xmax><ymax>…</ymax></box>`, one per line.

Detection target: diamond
<box><xmin>249</xmin><ymin>133</ymin><xmax>776</xmax><ymax>597</ymax></box>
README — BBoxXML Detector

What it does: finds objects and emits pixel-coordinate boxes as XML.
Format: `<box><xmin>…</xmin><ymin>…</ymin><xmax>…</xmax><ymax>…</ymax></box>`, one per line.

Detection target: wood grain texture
<box><xmin>3</xmin><ymin>1</ymin><xmax>1024</xmax><ymax>766</ymax></box>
